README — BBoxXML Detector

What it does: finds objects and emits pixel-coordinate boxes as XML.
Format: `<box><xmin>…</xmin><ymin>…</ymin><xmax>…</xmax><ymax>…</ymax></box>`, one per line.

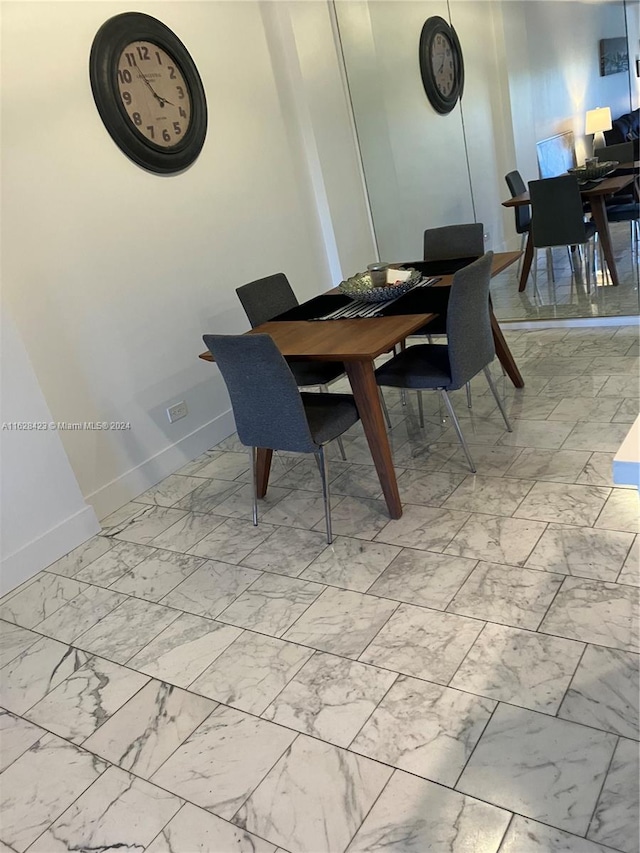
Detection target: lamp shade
<box><xmin>585</xmin><ymin>107</ymin><xmax>612</xmax><ymax>135</ymax></box>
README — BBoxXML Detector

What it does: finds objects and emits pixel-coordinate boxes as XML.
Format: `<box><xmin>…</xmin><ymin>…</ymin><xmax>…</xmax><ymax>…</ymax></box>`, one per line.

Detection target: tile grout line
<box><xmin>552</xmin><ymin>642</ymin><xmax>590</xmax><ymax>723</ymax></box>
<box><xmin>583</xmin><ymin>734</ymin><xmax>621</xmax><ymax>843</ymax></box>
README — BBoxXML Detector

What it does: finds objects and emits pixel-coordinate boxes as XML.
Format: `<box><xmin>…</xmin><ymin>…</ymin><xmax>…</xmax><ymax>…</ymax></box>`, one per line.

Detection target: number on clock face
<box><xmin>430</xmin><ymin>32</ymin><xmax>455</xmax><ymax>97</ymax></box>
<box><xmin>117</xmin><ymin>41</ymin><xmax>191</xmax><ymax>147</ymax></box>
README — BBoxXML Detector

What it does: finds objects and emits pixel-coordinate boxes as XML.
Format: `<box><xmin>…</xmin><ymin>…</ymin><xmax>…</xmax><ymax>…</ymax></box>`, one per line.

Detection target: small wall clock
<box><xmin>89</xmin><ymin>12</ymin><xmax>207</xmax><ymax>174</ymax></box>
<box><xmin>419</xmin><ymin>16</ymin><xmax>464</xmax><ymax>115</ymax></box>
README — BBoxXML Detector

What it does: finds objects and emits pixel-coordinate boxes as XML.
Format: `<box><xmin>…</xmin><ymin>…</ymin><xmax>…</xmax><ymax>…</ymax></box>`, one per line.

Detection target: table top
<box><xmin>199</xmin><ymin>251</ymin><xmax>521</xmax><ymax>364</ymax></box>
<box><xmin>502</xmin><ymin>173</ymin><xmax>638</xmax><ymax>207</ymax></box>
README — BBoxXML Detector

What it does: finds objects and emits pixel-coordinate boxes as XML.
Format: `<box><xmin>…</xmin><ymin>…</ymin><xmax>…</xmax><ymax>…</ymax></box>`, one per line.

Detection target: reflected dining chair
<box><xmin>236</xmin><ymin>273</ymin><xmax>350</xmax><ymax>457</ymax></box>
<box><xmin>604</xmin><ymin>201</ymin><xmax>640</xmax><ymax>251</ymax></box>
<box><xmin>374</xmin><ymin>252</ymin><xmax>512</xmax><ymax>474</ymax></box>
<box><xmin>202</xmin><ymin>333</ymin><xmax>360</xmax><ymax>543</ymax></box>
<box><xmin>505</xmin><ymin>170</ymin><xmax>531</xmax><ymax>279</ymax></box>
<box><xmin>594</xmin><ymin>142</ymin><xmax>638</xmax><ymax>209</ymax></box>
<box><xmin>528</xmin><ymin>175</ymin><xmax>598</xmax><ymax>291</ymax></box>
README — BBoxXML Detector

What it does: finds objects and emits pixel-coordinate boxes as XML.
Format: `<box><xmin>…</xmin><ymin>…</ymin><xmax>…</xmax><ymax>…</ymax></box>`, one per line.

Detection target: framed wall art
<box><xmin>599</xmin><ymin>37</ymin><xmax>629</xmax><ymax>76</ymax></box>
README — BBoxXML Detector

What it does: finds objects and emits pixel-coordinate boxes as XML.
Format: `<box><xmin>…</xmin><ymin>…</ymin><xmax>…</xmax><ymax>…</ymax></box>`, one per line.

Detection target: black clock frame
<box><xmin>89</xmin><ymin>12</ymin><xmax>207</xmax><ymax>174</ymax></box>
<box><xmin>419</xmin><ymin>16</ymin><xmax>464</xmax><ymax>115</ymax></box>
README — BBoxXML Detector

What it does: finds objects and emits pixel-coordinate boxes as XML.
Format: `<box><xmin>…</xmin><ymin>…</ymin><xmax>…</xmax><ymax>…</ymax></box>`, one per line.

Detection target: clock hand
<box><xmin>136</xmin><ymin>67</ymin><xmax>174</xmax><ymax>107</ymax></box>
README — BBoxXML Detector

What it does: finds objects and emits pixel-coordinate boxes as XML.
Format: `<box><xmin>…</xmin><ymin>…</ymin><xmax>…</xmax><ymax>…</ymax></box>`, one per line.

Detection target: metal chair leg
<box><xmin>417</xmin><ymin>390</ymin><xmax>424</xmax><ymax>428</ymax></box>
<box><xmin>546</xmin><ymin>248</ymin><xmax>555</xmax><ymax>282</ymax></box>
<box><xmin>320</xmin><ymin>382</ymin><xmax>347</xmax><ymax>459</ymax></box>
<box><xmin>466</xmin><ymin>382</ymin><xmax>472</xmax><ymax>409</ymax></box>
<box><xmin>316</xmin><ymin>446</ymin><xmax>332</xmax><ymax>544</ymax></box>
<box><xmin>516</xmin><ymin>233</ymin><xmax>526</xmax><ymax>277</ymax></box>
<box><xmin>483</xmin><ymin>366</ymin><xmax>512</xmax><ymax>432</ymax></box>
<box><xmin>379</xmin><ymin>389</ymin><xmax>392</xmax><ymax>429</ymax></box>
<box><xmin>249</xmin><ymin>446</ymin><xmax>258</xmax><ymax>526</ymax></box>
<box><xmin>439</xmin><ymin>389</ymin><xmax>476</xmax><ymax>473</ymax></box>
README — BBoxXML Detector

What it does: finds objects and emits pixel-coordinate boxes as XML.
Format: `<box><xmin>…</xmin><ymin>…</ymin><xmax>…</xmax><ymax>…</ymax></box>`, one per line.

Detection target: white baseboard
<box><xmin>86</xmin><ymin>408</ymin><xmax>236</xmax><ymax>521</ymax></box>
<box><xmin>502</xmin><ymin>316</ymin><xmax>639</xmax><ymax>331</ymax></box>
<box><xmin>1</xmin><ymin>504</ymin><xmax>101</xmax><ymax>596</ymax></box>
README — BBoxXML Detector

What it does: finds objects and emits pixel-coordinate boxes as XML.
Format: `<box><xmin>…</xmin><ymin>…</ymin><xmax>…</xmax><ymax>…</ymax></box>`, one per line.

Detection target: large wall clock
<box><xmin>419</xmin><ymin>16</ymin><xmax>464</xmax><ymax>115</ymax></box>
<box><xmin>89</xmin><ymin>12</ymin><xmax>207</xmax><ymax>174</ymax></box>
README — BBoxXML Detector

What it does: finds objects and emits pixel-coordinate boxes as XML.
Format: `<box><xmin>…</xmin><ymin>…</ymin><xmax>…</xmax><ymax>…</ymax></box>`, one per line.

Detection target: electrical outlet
<box><xmin>167</xmin><ymin>401</ymin><xmax>188</xmax><ymax>423</ymax></box>
<box><xmin>484</xmin><ymin>231</ymin><xmax>491</xmax><ymax>244</ymax></box>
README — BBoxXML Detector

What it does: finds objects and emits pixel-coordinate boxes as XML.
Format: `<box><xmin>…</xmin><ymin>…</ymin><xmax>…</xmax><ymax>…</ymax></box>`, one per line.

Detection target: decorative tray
<box><xmin>338</xmin><ymin>268</ymin><xmax>421</xmax><ymax>303</ymax></box>
<box><xmin>568</xmin><ymin>160</ymin><xmax>618</xmax><ymax>182</ymax></box>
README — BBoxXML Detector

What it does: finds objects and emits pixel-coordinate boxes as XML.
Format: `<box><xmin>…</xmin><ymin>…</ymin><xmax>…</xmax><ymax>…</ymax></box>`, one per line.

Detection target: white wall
<box><xmin>1</xmin><ymin>1</ymin><xmax>373</xmax><ymax>523</ymax></box>
<box><xmin>0</xmin><ymin>308</ymin><xmax>100</xmax><ymax>594</ymax></box>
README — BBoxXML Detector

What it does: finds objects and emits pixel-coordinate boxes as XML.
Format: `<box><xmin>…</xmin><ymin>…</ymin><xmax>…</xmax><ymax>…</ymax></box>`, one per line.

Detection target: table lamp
<box><xmin>585</xmin><ymin>107</ymin><xmax>612</xmax><ymax>155</ymax></box>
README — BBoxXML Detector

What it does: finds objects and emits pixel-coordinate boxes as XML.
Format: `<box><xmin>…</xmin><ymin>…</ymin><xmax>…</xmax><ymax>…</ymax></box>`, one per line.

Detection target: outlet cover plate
<box><xmin>167</xmin><ymin>401</ymin><xmax>188</xmax><ymax>423</ymax></box>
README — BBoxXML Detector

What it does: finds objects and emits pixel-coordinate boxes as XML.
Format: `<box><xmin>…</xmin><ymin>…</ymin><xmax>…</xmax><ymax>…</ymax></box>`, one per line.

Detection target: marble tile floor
<box><xmin>491</xmin><ymin>220</ymin><xmax>639</xmax><ymax>322</ymax></box>
<box><xmin>1</xmin><ymin>325</ymin><xmax>639</xmax><ymax>852</ymax></box>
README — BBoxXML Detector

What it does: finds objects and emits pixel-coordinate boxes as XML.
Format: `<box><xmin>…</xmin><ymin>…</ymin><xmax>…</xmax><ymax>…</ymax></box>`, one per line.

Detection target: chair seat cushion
<box><xmin>301</xmin><ymin>392</ymin><xmax>359</xmax><ymax>446</ymax></box>
<box><xmin>375</xmin><ymin>344</ymin><xmax>453</xmax><ymax>390</ymax></box>
<box><xmin>289</xmin><ymin>360</ymin><xmax>344</xmax><ymax>388</ymax></box>
<box><xmin>604</xmin><ymin>202</ymin><xmax>639</xmax><ymax>223</ymax></box>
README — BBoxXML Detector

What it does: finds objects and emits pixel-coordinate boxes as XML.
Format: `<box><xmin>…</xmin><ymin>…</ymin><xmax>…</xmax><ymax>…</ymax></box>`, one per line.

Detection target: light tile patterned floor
<box><xmin>0</xmin><ymin>325</ymin><xmax>639</xmax><ymax>852</ymax></box>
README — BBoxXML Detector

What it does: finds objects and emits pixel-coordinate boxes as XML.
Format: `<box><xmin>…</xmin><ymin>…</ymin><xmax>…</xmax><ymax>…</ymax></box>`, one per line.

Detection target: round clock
<box><xmin>419</xmin><ymin>16</ymin><xmax>464</xmax><ymax>115</ymax></box>
<box><xmin>89</xmin><ymin>13</ymin><xmax>207</xmax><ymax>174</ymax></box>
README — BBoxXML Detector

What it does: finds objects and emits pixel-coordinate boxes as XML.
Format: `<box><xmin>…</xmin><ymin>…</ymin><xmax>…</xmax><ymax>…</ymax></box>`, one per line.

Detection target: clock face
<box><xmin>419</xmin><ymin>16</ymin><xmax>464</xmax><ymax>115</ymax></box>
<box><xmin>117</xmin><ymin>42</ymin><xmax>191</xmax><ymax>148</ymax></box>
<box><xmin>90</xmin><ymin>13</ymin><xmax>207</xmax><ymax>174</ymax></box>
<box><xmin>430</xmin><ymin>32</ymin><xmax>455</xmax><ymax>97</ymax></box>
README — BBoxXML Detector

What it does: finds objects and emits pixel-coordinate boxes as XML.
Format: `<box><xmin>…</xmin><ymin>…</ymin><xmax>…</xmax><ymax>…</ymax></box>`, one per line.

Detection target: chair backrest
<box><xmin>505</xmin><ymin>170</ymin><xmax>531</xmax><ymax>234</ymax></box>
<box><xmin>202</xmin><ymin>334</ymin><xmax>316</xmax><ymax>453</ymax></box>
<box><xmin>236</xmin><ymin>273</ymin><xmax>298</xmax><ymax>329</ymax></box>
<box><xmin>528</xmin><ymin>176</ymin><xmax>590</xmax><ymax>248</ymax></box>
<box><xmin>445</xmin><ymin>252</ymin><xmax>495</xmax><ymax>388</ymax></box>
<box><xmin>423</xmin><ymin>223</ymin><xmax>484</xmax><ymax>261</ymax></box>
<box><xmin>594</xmin><ymin>141</ymin><xmax>634</xmax><ymax>164</ymax></box>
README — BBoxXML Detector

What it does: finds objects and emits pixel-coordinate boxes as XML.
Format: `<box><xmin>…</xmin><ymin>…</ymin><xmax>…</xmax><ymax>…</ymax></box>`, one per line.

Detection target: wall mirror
<box><xmin>334</xmin><ymin>0</ymin><xmax>638</xmax><ymax>322</ymax></box>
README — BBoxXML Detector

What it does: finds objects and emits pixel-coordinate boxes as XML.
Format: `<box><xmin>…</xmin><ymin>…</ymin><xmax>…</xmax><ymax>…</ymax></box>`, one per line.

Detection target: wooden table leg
<box><xmin>255</xmin><ymin>448</ymin><xmax>273</xmax><ymax>499</ymax></box>
<box><xmin>345</xmin><ymin>360</ymin><xmax>402</xmax><ymax>519</ymax></box>
<box><xmin>491</xmin><ymin>310</ymin><xmax>525</xmax><ymax>388</ymax></box>
<box><xmin>589</xmin><ymin>195</ymin><xmax>619</xmax><ymax>286</ymax></box>
<box><xmin>518</xmin><ymin>232</ymin><xmax>534</xmax><ymax>292</ymax></box>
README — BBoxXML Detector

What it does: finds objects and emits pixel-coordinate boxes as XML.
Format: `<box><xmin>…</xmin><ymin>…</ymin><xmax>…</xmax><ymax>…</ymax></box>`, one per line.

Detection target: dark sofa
<box><xmin>604</xmin><ymin>108</ymin><xmax>639</xmax><ymax>158</ymax></box>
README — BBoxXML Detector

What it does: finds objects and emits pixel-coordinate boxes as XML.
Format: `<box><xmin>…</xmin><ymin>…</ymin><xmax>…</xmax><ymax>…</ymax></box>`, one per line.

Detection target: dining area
<box><xmin>503</xmin><ymin>161</ymin><xmax>639</xmax><ymax>294</ymax></box>
<box><xmin>200</xmin><ymin>241</ymin><xmax>524</xmax><ymax>533</ymax></box>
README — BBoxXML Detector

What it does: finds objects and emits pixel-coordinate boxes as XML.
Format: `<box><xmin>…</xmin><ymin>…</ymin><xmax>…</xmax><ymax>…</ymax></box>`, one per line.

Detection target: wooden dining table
<box><xmin>200</xmin><ymin>251</ymin><xmax>522</xmax><ymax>520</ymax></box>
<box><xmin>503</xmin><ymin>169</ymin><xmax>640</xmax><ymax>291</ymax></box>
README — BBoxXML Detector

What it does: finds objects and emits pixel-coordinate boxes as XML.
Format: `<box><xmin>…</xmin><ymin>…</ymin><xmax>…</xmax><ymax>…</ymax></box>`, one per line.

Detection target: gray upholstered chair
<box><xmin>528</xmin><ymin>176</ymin><xmax>598</xmax><ymax>290</ymax></box>
<box><xmin>603</xmin><ymin>201</ymin><xmax>640</xmax><ymax>250</ymax></box>
<box><xmin>236</xmin><ymin>273</ymin><xmax>345</xmax><ymax>390</ymax></box>
<box><xmin>375</xmin><ymin>252</ymin><xmax>511</xmax><ymax>473</ymax></box>
<box><xmin>416</xmin><ymin>223</ymin><xmax>485</xmax><ymax>408</ymax></box>
<box><xmin>594</xmin><ymin>141</ymin><xmax>634</xmax><ymax>165</ymax></box>
<box><xmin>594</xmin><ymin>142</ymin><xmax>637</xmax><ymax>208</ymax></box>
<box><xmin>422</xmin><ymin>223</ymin><xmax>484</xmax><ymax>261</ymax></box>
<box><xmin>236</xmin><ymin>273</ymin><xmax>351</xmax><ymax>456</ymax></box>
<box><xmin>505</xmin><ymin>170</ymin><xmax>531</xmax><ymax>278</ymax></box>
<box><xmin>202</xmin><ymin>333</ymin><xmax>360</xmax><ymax>543</ymax></box>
